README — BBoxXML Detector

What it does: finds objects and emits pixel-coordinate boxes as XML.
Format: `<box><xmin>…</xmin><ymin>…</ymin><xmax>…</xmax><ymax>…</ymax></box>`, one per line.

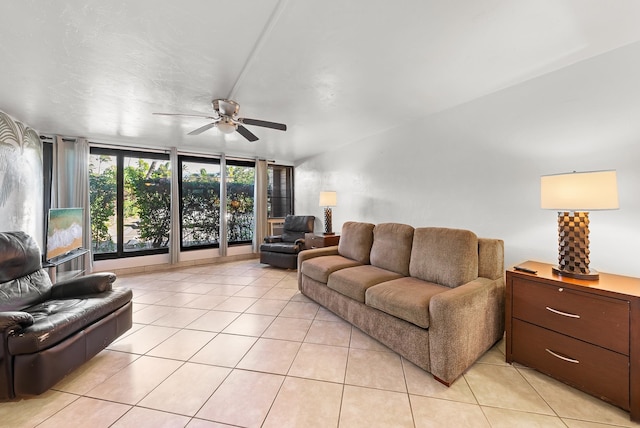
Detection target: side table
<box><xmin>304</xmin><ymin>233</ymin><xmax>340</xmax><ymax>249</ymax></box>
<box><xmin>43</xmin><ymin>248</ymin><xmax>89</xmax><ymax>283</ymax></box>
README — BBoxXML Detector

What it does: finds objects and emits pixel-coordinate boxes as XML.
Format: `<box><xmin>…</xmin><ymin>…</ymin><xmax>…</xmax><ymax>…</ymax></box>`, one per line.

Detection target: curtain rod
<box><xmin>44</xmin><ymin>135</ymin><xmax>275</xmax><ymax>163</ymax></box>
<box><xmin>39</xmin><ymin>134</ymin><xmax>75</xmax><ymax>143</ymax></box>
<box><xmin>89</xmin><ymin>141</ymin><xmax>169</xmax><ymax>154</ymax></box>
<box><xmin>90</xmin><ymin>142</ymin><xmax>274</xmax><ymax>163</ymax></box>
<box><xmin>177</xmin><ymin>149</ymin><xmax>273</xmax><ymax>163</ymax></box>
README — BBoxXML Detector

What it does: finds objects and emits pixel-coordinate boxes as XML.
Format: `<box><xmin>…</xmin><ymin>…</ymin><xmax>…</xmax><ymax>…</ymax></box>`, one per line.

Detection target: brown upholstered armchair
<box><xmin>0</xmin><ymin>231</ymin><xmax>132</xmax><ymax>399</ymax></box>
<box><xmin>259</xmin><ymin>215</ymin><xmax>315</xmax><ymax>269</ymax></box>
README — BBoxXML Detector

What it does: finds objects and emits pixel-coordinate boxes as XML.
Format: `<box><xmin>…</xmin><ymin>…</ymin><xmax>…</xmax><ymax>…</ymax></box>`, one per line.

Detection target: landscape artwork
<box><xmin>46</xmin><ymin>208</ymin><xmax>84</xmax><ymax>260</ymax></box>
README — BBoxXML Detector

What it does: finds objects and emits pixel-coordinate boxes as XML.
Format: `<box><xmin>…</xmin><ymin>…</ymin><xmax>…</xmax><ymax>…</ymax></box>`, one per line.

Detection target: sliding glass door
<box><xmin>89</xmin><ymin>149</ymin><xmax>289</xmax><ymax>260</ymax></box>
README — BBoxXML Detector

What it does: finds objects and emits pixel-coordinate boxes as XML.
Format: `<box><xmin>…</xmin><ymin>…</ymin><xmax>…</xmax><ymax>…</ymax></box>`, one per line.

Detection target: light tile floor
<box><xmin>1</xmin><ymin>259</ymin><xmax>639</xmax><ymax>427</ymax></box>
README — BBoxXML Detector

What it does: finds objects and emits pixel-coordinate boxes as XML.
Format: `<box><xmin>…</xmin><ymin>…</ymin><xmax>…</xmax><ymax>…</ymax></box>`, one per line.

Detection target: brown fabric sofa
<box><xmin>298</xmin><ymin>221</ymin><xmax>504</xmax><ymax>385</ymax></box>
<box><xmin>0</xmin><ymin>231</ymin><xmax>132</xmax><ymax>399</ymax></box>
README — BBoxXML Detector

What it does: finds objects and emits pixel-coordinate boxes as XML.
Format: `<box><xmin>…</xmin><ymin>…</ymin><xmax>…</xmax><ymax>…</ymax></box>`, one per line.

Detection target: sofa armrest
<box><xmin>297</xmin><ymin>246</ymin><xmax>339</xmax><ymax>267</ymax></box>
<box><xmin>0</xmin><ymin>311</ymin><xmax>34</xmax><ymax>334</ymax></box>
<box><xmin>51</xmin><ymin>272</ymin><xmax>117</xmax><ymax>298</ymax></box>
<box><xmin>264</xmin><ymin>235</ymin><xmax>283</xmax><ymax>243</ymax></box>
<box><xmin>428</xmin><ymin>276</ymin><xmax>505</xmax><ymax>384</ymax></box>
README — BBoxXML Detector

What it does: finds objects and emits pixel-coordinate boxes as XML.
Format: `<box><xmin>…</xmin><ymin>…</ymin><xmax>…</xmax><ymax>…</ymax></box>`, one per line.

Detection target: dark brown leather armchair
<box><xmin>259</xmin><ymin>215</ymin><xmax>315</xmax><ymax>269</ymax></box>
<box><xmin>0</xmin><ymin>231</ymin><xmax>132</xmax><ymax>399</ymax></box>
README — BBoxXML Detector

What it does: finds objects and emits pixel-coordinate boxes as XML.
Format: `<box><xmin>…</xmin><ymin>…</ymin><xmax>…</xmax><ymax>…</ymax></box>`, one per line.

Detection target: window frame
<box><xmin>178</xmin><ymin>155</ymin><xmax>222</xmax><ymax>252</ymax></box>
<box><xmin>225</xmin><ymin>159</ymin><xmax>256</xmax><ymax>247</ymax></box>
<box><xmin>90</xmin><ymin>147</ymin><xmax>171</xmax><ymax>261</ymax></box>
<box><xmin>87</xmin><ymin>149</ymin><xmax>296</xmax><ymax>260</ymax></box>
<box><xmin>267</xmin><ymin>164</ymin><xmax>294</xmax><ymax>218</ymax></box>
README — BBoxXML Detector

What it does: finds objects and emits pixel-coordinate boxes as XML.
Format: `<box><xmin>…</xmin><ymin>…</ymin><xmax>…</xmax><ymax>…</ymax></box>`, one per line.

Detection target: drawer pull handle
<box><xmin>545</xmin><ymin>348</ymin><xmax>579</xmax><ymax>364</ymax></box>
<box><xmin>545</xmin><ymin>306</ymin><xmax>580</xmax><ymax>319</ymax></box>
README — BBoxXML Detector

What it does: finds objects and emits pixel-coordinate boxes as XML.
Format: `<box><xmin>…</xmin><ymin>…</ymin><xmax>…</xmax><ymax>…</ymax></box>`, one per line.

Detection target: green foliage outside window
<box><xmin>89</xmin><ymin>155</ymin><xmax>116</xmax><ymax>253</ymax></box>
<box><xmin>226</xmin><ymin>165</ymin><xmax>255</xmax><ymax>243</ymax></box>
<box><xmin>125</xmin><ymin>159</ymin><xmax>171</xmax><ymax>249</ymax></box>
<box><xmin>227</xmin><ymin>183</ymin><xmax>254</xmax><ymax>242</ymax></box>
<box><xmin>180</xmin><ymin>165</ymin><xmax>255</xmax><ymax>246</ymax></box>
<box><xmin>90</xmin><ymin>154</ymin><xmax>257</xmax><ymax>255</ymax></box>
<box><xmin>181</xmin><ymin>172</ymin><xmax>221</xmax><ymax>246</ymax></box>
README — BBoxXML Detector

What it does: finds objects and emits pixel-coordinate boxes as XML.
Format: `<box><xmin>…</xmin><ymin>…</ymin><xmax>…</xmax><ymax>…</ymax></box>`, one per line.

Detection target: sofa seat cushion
<box><xmin>365</xmin><ymin>277</ymin><xmax>448</xmax><ymax>328</ymax></box>
<box><xmin>327</xmin><ymin>265</ymin><xmax>403</xmax><ymax>303</ymax></box>
<box><xmin>260</xmin><ymin>242</ymin><xmax>299</xmax><ymax>254</ymax></box>
<box><xmin>8</xmin><ymin>288</ymin><xmax>133</xmax><ymax>355</ymax></box>
<box><xmin>301</xmin><ymin>255</ymin><xmax>361</xmax><ymax>284</ymax></box>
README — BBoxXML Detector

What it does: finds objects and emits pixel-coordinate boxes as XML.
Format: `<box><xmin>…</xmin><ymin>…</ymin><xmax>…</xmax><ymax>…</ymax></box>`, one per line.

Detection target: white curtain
<box><xmin>253</xmin><ymin>159</ymin><xmax>268</xmax><ymax>253</ymax></box>
<box><xmin>219</xmin><ymin>155</ymin><xmax>227</xmax><ymax>256</ymax></box>
<box><xmin>52</xmin><ymin>136</ymin><xmax>93</xmax><ymax>271</ymax></box>
<box><xmin>52</xmin><ymin>136</ymin><xmax>70</xmax><ymax>208</ymax></box>
<box><xmin>74</xmin><ymin>138</ymin><xmax>92</xmax><ymax>271</ymax></box>
<box><xmin>169</xmin><ymin>147</ymin><xmax>180</xmax><ymax>264</ymax></box>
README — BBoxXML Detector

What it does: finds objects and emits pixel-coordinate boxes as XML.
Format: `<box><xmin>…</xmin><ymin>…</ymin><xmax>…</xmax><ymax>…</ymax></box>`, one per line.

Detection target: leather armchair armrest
<box><xmin>264</xmin><ymin>235</ymin><xmax>283</xmax><ymax>243</ymax></box>
<box><xmin>0</xmin><ymin>311</ymin><xmax>34</xmax><ymax>333</ymax></box>
<box><xmin>51</xmin><ymin>272</ymin><xmax>117</xmax><ymax>298</ymax></box>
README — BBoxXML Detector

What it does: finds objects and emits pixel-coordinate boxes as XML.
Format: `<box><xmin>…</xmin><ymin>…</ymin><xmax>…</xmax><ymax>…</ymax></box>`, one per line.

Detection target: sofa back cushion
<box><xmin>0</xmin><ymin>231</ymin><xmax>52</xmax><ymax>311</ymax></box>
<box><xmin>0</xmin><ymin>232</ymin><xmax>42</xmax><ymax>282</ymax></box>
<box><xmin>409</xmin><ymin>227</ymin><xmax>478</xmax><ymax>288</ymax></box>
<box><xmin>338</xmin><ymin>222</ymin><xmax>375</xmax><ymax>264</ymax></box>
<box><xmin>370</xmin><ymin>223</ymin><xmax>414</xmax><ymax>276</ymax></box>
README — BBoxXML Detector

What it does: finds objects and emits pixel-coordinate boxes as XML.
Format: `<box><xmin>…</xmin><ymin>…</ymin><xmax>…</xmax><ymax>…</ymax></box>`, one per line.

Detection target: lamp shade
<box><xmin>319</xmin><ymin>191</ymin><xmax>337</xmax><ymax>207</ymax></box>
<box><xmin>540</xmin><ymin>170</ymin><xmax>619</xmax><ymax>211</ymax></box>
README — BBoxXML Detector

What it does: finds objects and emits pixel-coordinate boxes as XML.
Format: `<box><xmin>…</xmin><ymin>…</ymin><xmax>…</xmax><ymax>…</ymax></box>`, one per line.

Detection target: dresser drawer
<box><xmin>512</xmin><ymin>319</ymin><xmax>629</xmax><ymax>409</ymax></box>
<box><xmin>305</xmin><ymin>233</ymin><xmax>340</xmax><ymax>249</ymax></box>
<box><xmin>308</xmin><ymin>235</ymin><xmax>326</xmax><ymax>248</ymax></box>
<box><xmin>512</xmin><ymin>278</ymin><xmax>629</xmax><ymax>354</ymax></box>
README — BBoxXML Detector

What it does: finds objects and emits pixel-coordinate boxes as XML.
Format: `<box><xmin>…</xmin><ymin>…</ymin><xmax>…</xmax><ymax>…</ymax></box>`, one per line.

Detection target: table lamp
<box><xmin>540</xmin><ymin>170</ymin><xmax>619</xmax><ymax>280</ymax></box>
<box><xmin>319</xmin><ymin>191</ymin><xmax>337</xmax><ymax>235</ymax></box>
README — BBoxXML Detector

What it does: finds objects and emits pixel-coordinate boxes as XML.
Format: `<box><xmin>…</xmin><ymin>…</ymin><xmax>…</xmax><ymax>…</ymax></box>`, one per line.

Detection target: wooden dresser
<box><xmin>506</xmin><ymin>261</ymin><xmax>640</xmax><ymax>421</ymax></box>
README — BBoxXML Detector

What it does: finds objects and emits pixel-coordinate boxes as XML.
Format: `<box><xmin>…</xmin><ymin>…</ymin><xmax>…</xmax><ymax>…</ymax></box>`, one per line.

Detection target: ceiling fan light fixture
<box><xmin>154</xmin><ymin>99</ymin><xmax>286</xmax><ymax>141</ymax></box>
<box><xmin>217</xmin><ymin>121</ymin><xmax>236</xmax><ymax>134</ymax></box>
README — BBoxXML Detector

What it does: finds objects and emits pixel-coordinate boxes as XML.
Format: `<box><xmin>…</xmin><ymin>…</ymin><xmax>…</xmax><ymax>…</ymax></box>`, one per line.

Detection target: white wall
<box><xmin>295</xmin><ymin>41</ymin><xmax>640</xmax><ymax>278</ymax></box>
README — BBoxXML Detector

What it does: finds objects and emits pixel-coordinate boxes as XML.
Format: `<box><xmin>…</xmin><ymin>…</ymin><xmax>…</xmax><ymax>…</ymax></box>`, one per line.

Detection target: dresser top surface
<box><xmin>509</xmin><ymin>261</ymin><xmax>640</xmax><ymax>298</ymax></box>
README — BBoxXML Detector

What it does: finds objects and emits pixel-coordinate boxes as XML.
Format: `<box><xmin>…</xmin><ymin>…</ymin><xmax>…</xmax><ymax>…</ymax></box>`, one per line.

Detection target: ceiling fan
<box><xmin>153</xmin><ymin>99</ymin><xmax>287</xmax><ymax>142</ymax></box>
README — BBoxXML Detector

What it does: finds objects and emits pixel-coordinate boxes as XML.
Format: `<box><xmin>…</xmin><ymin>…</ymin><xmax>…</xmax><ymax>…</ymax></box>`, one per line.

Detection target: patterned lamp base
<box><xmin>552</xmin><ymin>211</ymin><xmax>599</xmax><ymax>280</ymax></box>
<box><xmin>323</xmin><ymin>207</ymin><xmax>334</xmax><ymax>235</ymax></box>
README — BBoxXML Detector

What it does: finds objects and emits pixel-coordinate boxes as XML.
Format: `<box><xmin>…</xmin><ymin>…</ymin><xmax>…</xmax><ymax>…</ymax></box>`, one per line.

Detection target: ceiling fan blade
<box><xmin>239</xmin><ymin>118</ymin><xmax>287</xmax><ymax>131</ymax></box>
<box><xmin>236</xmin><ymin>125</ymin><xmax>259</xmax><ymax>142</ymax></box>
<box><xmin>188</xmin><ymin>122</ymin><xmax>217</xmax><ymax>135</ymax></box>
<box><xmin>153</xmin><ymin>112</ymin><xmax>217</xmax><ymax>119</ymax></box>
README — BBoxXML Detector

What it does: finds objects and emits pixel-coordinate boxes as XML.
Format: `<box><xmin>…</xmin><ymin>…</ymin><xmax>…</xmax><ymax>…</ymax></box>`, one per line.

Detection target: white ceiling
<box><xmin>2</xmin><ymin>0</ymin><xmax>640</xmax><ymax>163</ymax></box>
